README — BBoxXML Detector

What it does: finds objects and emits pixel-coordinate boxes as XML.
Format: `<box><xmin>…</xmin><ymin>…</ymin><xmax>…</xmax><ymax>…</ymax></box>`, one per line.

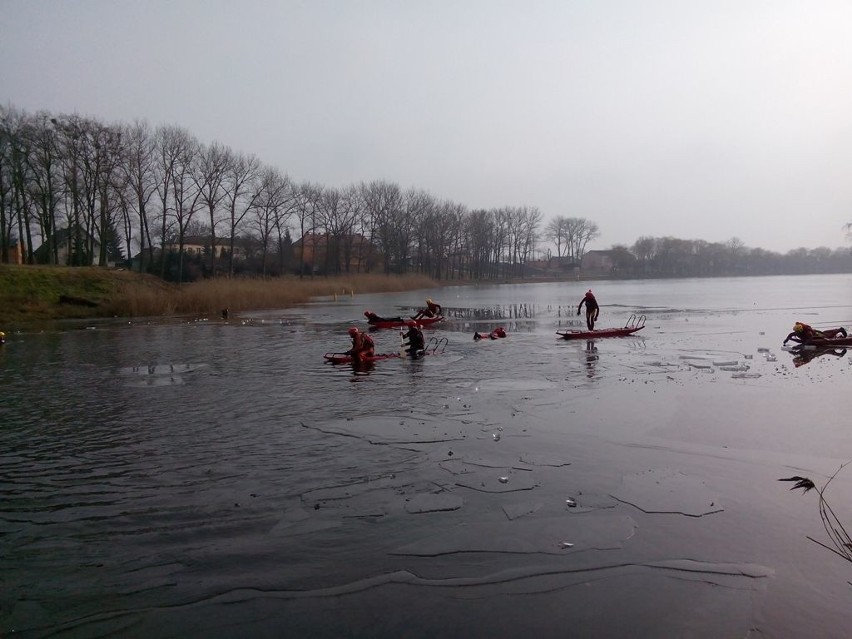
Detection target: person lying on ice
<box><xmin>783</xmin><ymin>322</ymin><xmax>847</xmax><ymax>345</ymax></box>
<box><xmin>473</xmin><ymin>327</ymin><xmax>507</xmax><ymax>340</ymax></box>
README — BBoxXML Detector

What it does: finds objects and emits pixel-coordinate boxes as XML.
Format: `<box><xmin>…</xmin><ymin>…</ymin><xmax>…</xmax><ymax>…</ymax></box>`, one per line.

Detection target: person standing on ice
<box><xmin>577</xmin><ymin>290</ymin><xmax>599</xmax><ymax>331</ymax></box>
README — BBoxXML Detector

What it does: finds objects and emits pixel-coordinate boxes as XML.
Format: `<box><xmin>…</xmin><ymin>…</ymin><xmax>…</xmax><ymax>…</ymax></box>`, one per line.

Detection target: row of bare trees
<box><xmin>623</xmin><ymin>236</ymin><xmax>852</xmax><ymax>277</ymax></box>
<box><xmin>5</xmin><ymin>103</ymin><xmax>845</xmax><ymax>283</ymax></box>
<box><xmin>0</xmin><ymin>105</ymin><xmax>550</xmax><ymax>281</ymax></box>
<box><xmin>543</xmin><ymin>216</ymin><xmax>600</xmax><ymax>263</ymax></box>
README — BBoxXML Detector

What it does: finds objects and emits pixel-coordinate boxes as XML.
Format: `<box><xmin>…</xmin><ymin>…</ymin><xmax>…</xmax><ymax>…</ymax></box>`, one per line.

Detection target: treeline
<box><xmin>601</xmin><ymin>236</ymin><xmax>852</xmax><ymax>278</ymax></box>
<box><xmin>1</xmin><ymin>104</ymin><xmax>849</xmax><ymax>283</ymax></box>
<box><xmin>0</xmin><ymin>105</ymin><xmax>544</xmax><ymax>281</ymax></box>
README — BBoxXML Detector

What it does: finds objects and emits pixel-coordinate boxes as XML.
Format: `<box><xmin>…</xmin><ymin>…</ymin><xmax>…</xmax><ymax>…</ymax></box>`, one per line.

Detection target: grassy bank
<box><xmin>0</xmin><ymin>265</ymin><xmax>437</xmax><ymax>328</ymax></box>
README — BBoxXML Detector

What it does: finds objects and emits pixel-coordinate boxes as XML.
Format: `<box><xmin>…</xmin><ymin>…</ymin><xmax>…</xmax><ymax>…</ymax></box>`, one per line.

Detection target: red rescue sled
<box><xmin>325</xmin><ymin>338</ymin><xmax>449</xmax><ymax>364</ymax></box>
<box><xmin>324</xmin><ymin>352</ymin><xmax>401</xmax><ymax>365</ymax></box>
<box><xmin>368</xmin><ymin>315</ymin><xmax>445</xmax><ymax>330</ymax></box>
<box><xmin>557</xmin><ymin>314</ymin><xmax>646</xmax><ymax>340</ymax></box>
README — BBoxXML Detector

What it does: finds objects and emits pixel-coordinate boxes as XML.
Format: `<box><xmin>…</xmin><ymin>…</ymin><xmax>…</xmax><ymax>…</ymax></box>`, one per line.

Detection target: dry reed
<box><xmin>781</xmin><ymin>461</ymin><xmax>852</xmax><ymax>580</ymax></box>
<box><xmin>110</xmin><ymin>273</ymin><xmax>438</xmax><ymax>318</ymax></box>
<box><xmin>808</xmin><ymin>462</ymin><xmax>852</xmax><ymax>568</ymax></box>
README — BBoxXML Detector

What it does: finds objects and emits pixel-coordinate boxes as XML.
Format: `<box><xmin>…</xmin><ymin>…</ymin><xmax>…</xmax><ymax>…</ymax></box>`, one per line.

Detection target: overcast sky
<box><xmin>2</xmin><ymin>0</ymin><xmax>851</xmax><ymax>253</ymax></box>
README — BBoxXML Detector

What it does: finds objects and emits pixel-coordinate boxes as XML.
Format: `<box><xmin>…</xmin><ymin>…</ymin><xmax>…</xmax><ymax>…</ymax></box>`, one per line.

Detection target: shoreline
<box><xmin>0</xmin><ymin>265</ymin><xmax>437</xmax><ymax>329</ymax></box>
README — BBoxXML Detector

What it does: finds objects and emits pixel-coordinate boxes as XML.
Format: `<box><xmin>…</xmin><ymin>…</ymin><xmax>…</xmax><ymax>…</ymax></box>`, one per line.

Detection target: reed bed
<box><xmin>0</xmin><ymin>266</ymin><xmax>439</xmax><ymax>325</ymax></box>
<box><xmin>110</xmin><ymin>273</ymin><xmax>438</xmax><ymax>318</ymax></box>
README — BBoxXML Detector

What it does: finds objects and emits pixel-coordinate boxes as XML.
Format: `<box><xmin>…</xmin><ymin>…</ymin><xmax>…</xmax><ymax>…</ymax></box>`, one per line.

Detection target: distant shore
<box><xmin>0</xmin><ymin>265</ymin><xmax>438</xmax><ymax>329</ymax></box>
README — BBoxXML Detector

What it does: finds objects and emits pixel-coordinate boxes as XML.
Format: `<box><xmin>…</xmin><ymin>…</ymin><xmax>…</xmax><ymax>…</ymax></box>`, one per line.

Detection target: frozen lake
<box><xmin>2</xmin><ymin>274</ymin><xmax>852</xmax><ymax>638</ymax></box>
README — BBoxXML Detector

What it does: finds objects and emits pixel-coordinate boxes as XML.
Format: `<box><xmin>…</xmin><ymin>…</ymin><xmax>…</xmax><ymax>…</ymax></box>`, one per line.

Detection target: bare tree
<box><xmin>193</xmin><ymin>141</ymin><xmax>230</xmax><ymax>275</ymax></box>
<box><xmin>154</xmin><ymin>126</ymin><xmax>196</xmax><ymax>278</ymax></box>
<box><xmin>315</xmin><ymin>186</ymin><xmax>353</xmax><ymax>274</ymax></box>
<box><xmin>464</xmin><ymin>209</ymin><xmax>497</xmax><ymax>280</ymax></box>
<box><xmin>519</xmin><ymin>206</ymin><xmax>542</xmax><ymax>275</ymax></box>
<box><xmin>170</xmin><ymin>133</ymin><xmax>202</xmax><ymax>281</ymax></box>
<box><xmin>249</xmin><ymin>166</ymin><xmax>290</xmax><ymax>276</ymax></box>
<box><xmin>360</xmin><ymin>179</ymin><xmax>402</xmax><ymax>275</ymax></box>
<box><xmin>632</xmin><ymin>236</ymin><xmax>656</xmax><ymax>275</ymax></box>
<box><xmin>50</xmin><ymin>115</ymin><xmax>123</xmax><ymax>266</ymax></box>
<box><xmin>120</xmin><ymin>120</ymin><xmax>157</xmax><ymax>272</ymax></box>
<box><xmin>0</xmin><ymin>109</ymin><xmax>13</xmax><ymax>263</ymax></box>
<box><xmin>155</xmin><ymin>126</ymin><xmax>200</xmax><ymax>281</ymax></box>
<box><xmin>318</xmin><ymin>183</ymin><xmax>362</xmax><ymax>274</ymax></box>
<box><xmin>221</xmin><ymin>151</ymin><xmax>261</xmax><ymax>277</ymax></box>
<box><xmin>565</xmin><ymin>217</ymin><xmax>600</xmax><ymax>264</ymax></box>
<box><xmin>24</xmin><ymin>113</ymin><xmax>62</xmax><ymax>264</ymax></box>
<box><xmin>395</xmin><ymin>188</ymin><xmax>431</xmax><ymax>274</ymax></box>
<box><xmin>52</xmin><ymin>113</ymin><xmax>88</xmax><ymax>265</ymax></box>
<box><xmin>0</xmin><ymin>106</ymin><xmax>35</xmax><ymax>263</ymax></box>
<box><xmin>293</xmin><ymin>181</ymin><xmax>323</xmax><ymax>277</ymax></box>
<box><xmin>544</xmin><ymin>216</ymin><xmax>571</xmax><ymax>258</ymax></box>
<box><xmin>92</xmin><ymin>123</ymin><xmax>125</xmax><ymax>266</ymax></box>
<box><xmin>418</xmin><ymin>199</ymin><xmax>465</xmax><ymax>279</ymax></box>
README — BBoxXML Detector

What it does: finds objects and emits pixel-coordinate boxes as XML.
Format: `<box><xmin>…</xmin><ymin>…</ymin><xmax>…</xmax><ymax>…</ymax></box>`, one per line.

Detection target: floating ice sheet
<box><xmin>391</xmin><ymin>513</ymin><xmax>636</xmax><ymax>556</ymax></box>
<box><xmin>518</xmin><ymin>454</ymin><xmax>572</xmax><ymax>468</ymax></box>
<box><xmin>502</xmin><ymin>501</ymin><xmax>543</xmax><ymax>520</ymax></box>
<box><xmin>454</xmin><ymin>470</ymin><xmax>539</xmax><ymax>493</ymax></box>
<box><xmin>440</xmin><ymin>456</ymin><xmax>533</xmax><ymax>473</ymax></box>
<box><xmin>612</xmin><ymin>468</ymin><xmax>722</xmax><ymax>517</ymax></box>
<box><xmin>405</xmin><ymin>494</ymin><xmax>464</xmax><ymax>514</ymax></box>
<box><xmin>475</xmin><ymin>378</ymin><xmax>558</xmax><ymax>392</ymax></box>
<box><xmin>308</xmin><ymin>415</ymin><xmax>467</xmax><ymax>445</ymax></box>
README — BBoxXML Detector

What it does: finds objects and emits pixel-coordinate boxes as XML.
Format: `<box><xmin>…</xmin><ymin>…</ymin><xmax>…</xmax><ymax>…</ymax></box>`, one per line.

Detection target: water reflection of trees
<box><xmin>429</xmin><ymin>304</ymin><xmax>536</xmax><ymax>335</ymax></box>
<box><xmin>433</xmin><ymin>304</ymin><xmax>536</xmax><ymax>321</ymax></box>
<box><xmin>584</xmin><ymin>340</ymin><xmax>598</xmax><ymax>378</ymax></box>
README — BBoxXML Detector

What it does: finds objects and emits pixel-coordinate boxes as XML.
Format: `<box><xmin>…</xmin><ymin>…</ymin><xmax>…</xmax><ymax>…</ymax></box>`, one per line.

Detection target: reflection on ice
<box><xmin>119</xmin><ymin>363</ymin><xmax>204</xmax><ymax>375</ymax></box>
<box><xmin>119</xmin><ymin>362</ymin><xmax>206</xmax><ymax>387</ymax></box>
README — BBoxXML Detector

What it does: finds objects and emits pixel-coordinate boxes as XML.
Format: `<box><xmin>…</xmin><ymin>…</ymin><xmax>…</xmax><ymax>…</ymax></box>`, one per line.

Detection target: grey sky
<box><xmin>3</xmin><ymin>0</ymin><xmax>851</xmax><ymax>253</ymax></box>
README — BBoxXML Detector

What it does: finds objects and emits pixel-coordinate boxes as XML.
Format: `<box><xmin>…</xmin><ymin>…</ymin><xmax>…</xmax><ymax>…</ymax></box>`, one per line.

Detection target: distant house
<box><xmin>581</xmin><ymin>249</ymin><xmax>636</xmax><ymax>274</ymax></box>
<box><xmin>581</xmin><ymin>250</ymin><xmax>614</xmax><ymax>273</ymax></box>
<box><xmin>525</xmin><ymin>256</ymin><xmax>580</xmax><ymax>276</ymax></box>
<box><xmin>33</xmin><ymin>227</ymin><xmax>109</xmax><ymax>267</ymax></box>
<box><xmin>163</xmin><ymin>235</ymin><xmax>257</xmax><ymax>260</ymax></box>
<box><xmin>2</xmin><ymin>240</ymin><xmax>23</xmax><ymax>265</ymax></box>
<box><xmin>293</xmin><ymin>232</ymin><xmax>378</xmax><ymax>274</ymax></box>
<box><xmin>550</xmin><ymin>256</ymin><xmax>580</xmax><ymax>271</ymax></box>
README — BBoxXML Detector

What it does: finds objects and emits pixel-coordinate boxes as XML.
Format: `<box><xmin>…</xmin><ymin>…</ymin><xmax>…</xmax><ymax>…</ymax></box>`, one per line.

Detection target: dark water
<box><xmin>2</xmin><ymin>274</ymin><xmax>852</xmax><ymax>638</ymax></box>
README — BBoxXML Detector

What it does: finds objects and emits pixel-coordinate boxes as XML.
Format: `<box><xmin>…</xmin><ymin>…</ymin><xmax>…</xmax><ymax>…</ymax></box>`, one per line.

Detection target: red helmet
<box><xmin>364</xmin><ymin>310</ymin><xmax>372</xmax><ymax>317</ymax></box>
<box><xmin>406</xmin><ymin>319</ymin><xmax>417</xmax><ymax>327</ymax></box>
<box><xmin>348</xmin><ymin>327</ymin><xmax>359</xmax><ymax>336</ymax></box>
